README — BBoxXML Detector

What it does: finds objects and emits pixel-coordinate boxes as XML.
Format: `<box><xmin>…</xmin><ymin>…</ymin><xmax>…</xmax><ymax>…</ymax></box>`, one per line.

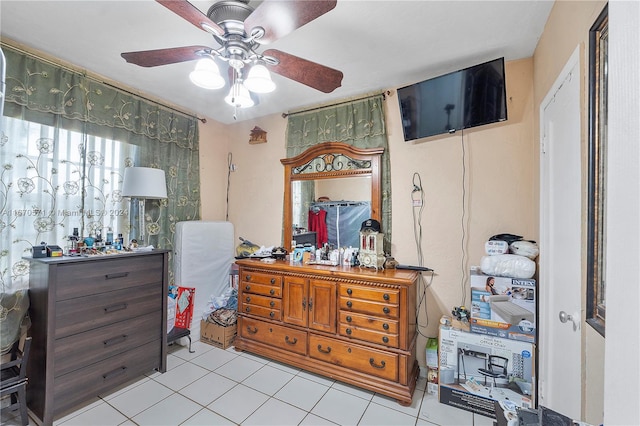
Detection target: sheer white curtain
<box><xmin>0</xmin><ymin>116</ymin><xmax>135</xmax><ymax>291</ymax></box>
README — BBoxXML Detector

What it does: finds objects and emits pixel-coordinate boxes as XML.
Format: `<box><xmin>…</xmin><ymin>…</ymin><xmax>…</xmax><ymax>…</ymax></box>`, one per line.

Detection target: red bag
<box><xmin>174</xmin><ymin>287</ymin><xmax>195</xmax><ymax>329</ymax></box>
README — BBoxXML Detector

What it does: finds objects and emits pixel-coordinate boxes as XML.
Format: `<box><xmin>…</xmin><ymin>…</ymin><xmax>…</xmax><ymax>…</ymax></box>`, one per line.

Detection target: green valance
<box><xmin>2</xmin><ymin>44</ymin><xmax>198</xmax><ymax>151</ymax></box>
<box><xmin>286</xmin><ymin>95</ymin><xmax>387</xmax><ymax>157</ymax></box>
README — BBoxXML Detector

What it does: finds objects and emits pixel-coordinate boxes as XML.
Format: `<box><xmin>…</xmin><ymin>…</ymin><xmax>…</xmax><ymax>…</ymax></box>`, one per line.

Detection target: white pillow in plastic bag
<box><xmin>480</xmin><ymin>254</ymin><xmax>536</xmax><ymax>279</ymax></box>
<box><xmin>510</xmin><ymin>240</ymin><xmax>539</xmax><ymax>260</ymax></box>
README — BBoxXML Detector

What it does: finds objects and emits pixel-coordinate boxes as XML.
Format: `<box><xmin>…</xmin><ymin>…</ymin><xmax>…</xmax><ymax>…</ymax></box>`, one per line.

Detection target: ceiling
<box><xmin>0</xmin><ymin>1</ymin><xmax>554</xmax><ymax>124</ymax></box>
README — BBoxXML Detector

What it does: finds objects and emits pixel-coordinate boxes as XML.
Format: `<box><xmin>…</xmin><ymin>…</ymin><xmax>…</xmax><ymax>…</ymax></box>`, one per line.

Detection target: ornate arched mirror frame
<box><xmin>281</xmin><ymin>142</ymin><xmax>384</xmax><ymax>250</ymax></box>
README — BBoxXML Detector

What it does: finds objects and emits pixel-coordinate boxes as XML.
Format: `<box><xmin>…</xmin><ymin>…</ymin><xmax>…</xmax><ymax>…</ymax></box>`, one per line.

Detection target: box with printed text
<box><xmin>469</xmin><ymin>269</ymin><xmax>536</xmax><ymax>343</ymax></box>
<box><xmin>438</xmin><ymin>326</ymin><xmax>535</xmax><ymax>419</ymax></box>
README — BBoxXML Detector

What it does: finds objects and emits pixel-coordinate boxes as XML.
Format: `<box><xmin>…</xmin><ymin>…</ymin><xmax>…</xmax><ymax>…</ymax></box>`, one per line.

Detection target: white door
<box><xmin>538</xmin><ymin>47</ymin><xmax>582</xmax><ymax>419</ymax></box>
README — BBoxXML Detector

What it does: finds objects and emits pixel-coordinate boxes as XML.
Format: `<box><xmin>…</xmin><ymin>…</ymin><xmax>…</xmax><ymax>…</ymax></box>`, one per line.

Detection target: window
<box><xmin>587</xmin><ymin>5</ymin><xmax>608</xmax><ymax>337</ymax></box>
<box><xmin>1</xmin><ymin>116</ymin><xmax>134</xmax><ymax>291</ymax></box>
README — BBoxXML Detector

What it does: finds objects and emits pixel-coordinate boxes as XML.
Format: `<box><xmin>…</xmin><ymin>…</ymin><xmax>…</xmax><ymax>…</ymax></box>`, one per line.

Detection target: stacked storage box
<box><xmin>439</xmin><ymin>255</ymin><xmax>537</xmax><ymax>419</ymax></box>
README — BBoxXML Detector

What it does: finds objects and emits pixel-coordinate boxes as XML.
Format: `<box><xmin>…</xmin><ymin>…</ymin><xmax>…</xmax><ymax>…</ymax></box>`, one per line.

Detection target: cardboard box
<box><xmin>200</xmin><ymin>320</ymin><xmax>236</xmax><ymax>349</ymax></box>
<box><xmin>438</xmin><ymin>327</ymin><xmax>535</xmax><ymax>419</ymax></box>
<box><xmin>469</xmin><ymin>269</ymin><xmax>536</xmax><ymax>343</ymax></box>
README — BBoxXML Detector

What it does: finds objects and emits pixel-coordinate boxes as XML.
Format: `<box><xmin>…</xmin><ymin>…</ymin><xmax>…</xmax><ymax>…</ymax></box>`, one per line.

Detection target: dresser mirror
<box><xmin>281</xmin><ymin>142</ymin><xmax>383</xmax><ymax>250</ymax></box>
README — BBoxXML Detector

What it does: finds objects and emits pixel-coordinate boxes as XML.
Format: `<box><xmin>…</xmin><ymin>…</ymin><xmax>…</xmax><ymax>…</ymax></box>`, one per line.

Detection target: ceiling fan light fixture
<box><xmin>189</xmin><ymin>58</ymin><xmax>225</xmax><ymax>90</ymax></box>
<box><xmin>244</xmin><ymin>63</ymin><xmax>276</xmax><ymax>93</ymax></box>
<box><xmin>224</xmin><ymin>81</ymin><xmax>255</xmax><ymax>108</ymax></box>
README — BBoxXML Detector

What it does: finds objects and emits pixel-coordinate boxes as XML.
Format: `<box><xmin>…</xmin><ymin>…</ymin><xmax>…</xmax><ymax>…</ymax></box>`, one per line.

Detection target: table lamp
<box><xmin>121</xmin><ymin>167</ymin><xmax>167</xmax><ymax>247</ymax></box>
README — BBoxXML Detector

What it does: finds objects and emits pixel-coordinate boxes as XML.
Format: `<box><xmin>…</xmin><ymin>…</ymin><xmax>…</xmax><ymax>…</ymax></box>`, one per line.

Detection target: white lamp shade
<box><xmin>189</xmin><ymin>58</ymin><xmax>225</xmax><ymax>90</ymax></box>
<box><xmin>122</xmin><ymin>167</ymin><xmax>167</xmax><ymax>199</ymax></box>
<box><xmin>224</xmin><ymin>82</ymin><xmax>255</xmax><ymax>108</ymax></box>
<box><xmin>244</xmin><ymin>63</ymin><xmax>276</xmax><ymax>93</ymax></box>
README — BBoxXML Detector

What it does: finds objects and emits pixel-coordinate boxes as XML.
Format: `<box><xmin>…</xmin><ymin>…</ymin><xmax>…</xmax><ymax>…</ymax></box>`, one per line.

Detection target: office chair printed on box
<box><xmin>478</xmin><ymin>355</ymin><xmax>509</xmax><ymax>386</ymax></box>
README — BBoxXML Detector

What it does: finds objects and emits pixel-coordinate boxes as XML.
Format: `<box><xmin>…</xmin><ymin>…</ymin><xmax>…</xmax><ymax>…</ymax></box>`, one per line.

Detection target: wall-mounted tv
<box><xmin>397</xmin><ymin>57</ymin><xmax>507</xmax><ymax>141</ymax></box>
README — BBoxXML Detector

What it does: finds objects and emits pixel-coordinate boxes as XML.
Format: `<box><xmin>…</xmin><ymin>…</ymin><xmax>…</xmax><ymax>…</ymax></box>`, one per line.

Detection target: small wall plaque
<box><xmin>249</xmin><ymin>126</ymin><xmax>267</xmax><ymax>144</ymax></box>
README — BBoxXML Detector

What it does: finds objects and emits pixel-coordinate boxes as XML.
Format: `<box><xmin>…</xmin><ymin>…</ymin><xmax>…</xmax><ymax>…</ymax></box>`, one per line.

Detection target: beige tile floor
<box><xmin>2</xmin><ymin>341</ymin><xmax>495</xmax><ymax>425</ymax></box>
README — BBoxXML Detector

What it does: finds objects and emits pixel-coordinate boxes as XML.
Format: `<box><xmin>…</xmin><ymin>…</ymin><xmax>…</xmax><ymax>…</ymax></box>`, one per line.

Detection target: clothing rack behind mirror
<box><xmin>310</xmin><ymin>201</ymin><xmax>370</xmax><ymax>209</ymax></box>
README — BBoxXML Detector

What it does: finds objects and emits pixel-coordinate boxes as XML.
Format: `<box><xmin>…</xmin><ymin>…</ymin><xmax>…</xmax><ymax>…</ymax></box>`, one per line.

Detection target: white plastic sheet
<box><xmin>174</xmin><ymin>221</ymin><xmax>235</xmax><ymax>338</ymax></box>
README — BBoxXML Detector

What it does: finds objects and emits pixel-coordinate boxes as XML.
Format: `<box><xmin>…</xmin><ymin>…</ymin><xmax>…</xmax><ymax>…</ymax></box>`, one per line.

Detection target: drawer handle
<box><xmin>347</xmin><ymin>288</ymin><xmax>352</xmax><ymax>295</ymax></box>
<box><xmin>245</xmin><ymin>306</ymin><xmax>251</xmax><ymax>312</ymax></box>
<box><xmin>285</xmin><ymin>336</ymin><xmax>298</xmax><ymax>345</ymax></box>
<box><xmin>270</xmin><ymin>311</ymin><xmax>275</xmax><ymax>318</ymax></box>
<box><xmin>245</xmin><ymin>284</ymin><xmax>251</xmax><ymax>291</ymax></box>
<box><xmin>309</xmin><ymin>298</ymin><xmax>313</xmax><ymax>311</ymax></box>
<box><xmin>383</xmin><ymin>293</ymin><xmax>390</xmax><ymax>301</ymax></box>
<box><xmin>246</xmin><ymin>296</ymin><xmax>251</xmax><ymax>302</ymax></box>
<box><xmin>382</xmin><ymin>336</ymin><xmax>389</xmax><ymax>344</ymax></box>
<box><xmin>104</xmin><ymin>303</ymin><xmax>127</xmax><ymax>313</ymax></box>
<box><xmin>302</xmin><ymin>297</ymin><xmax>307</xmax><ymax>311</ymax></box>
<box><xmin>346</xmin><ymin>301</ymin><xmax>353</xmax><ymax>308</ymax></box>
<box><xmin>105</xmin><ymin>272</ymin><xmax>129</xmax><ymax>280</ymax></box>
<box><xmin>246</xmin><ymin>326</ymin><xmax>258</xmax><ymax>334</ymax></box>
<box><xmin>270</xmin><ymin>289</ymin><xmax>275</xmax><ymax>295</ymax></box>
<box><xmin>346</xmin><ymin>316</ymin><xmax>352</xmax><ymax>322</ymax></box>
<box><xmin>270</xmin><ymin>301</ymin><xmax>275</xmax><ymax>307</ymax></box>
<box><xmin>103</xmin><ymin>335</ymin><xmax>127</xmax><ymax>347</ymax></box>
<box><xmin>270</xmin><ymin>278</ymin><xmax>276</xmax><ymax>284</ymax></box>
<box><xmin>369</xmin><ymin>358</ymin><xmax>386</xmax><ymax>369</ymax></box>
<box><xmin>383</xmin><ymin>307</ymin><xmax>390</xmax><ymax>314</ymax></box>
<box><xmin>317</xmin><ymin>344</ymin><xmax>331</xmax><ymax>354</ymax></box>
<box><xmin>246</xmin><ymin>275</ymin><xmax>252</xmax><ymax>281</ymax></box>
<box><xmin>103</xmin><ymin>366</ymin><xmax>127</xmax><ymax>381</ymax></box>
<box><xmin>346</xmin><ymin>328</ymin><xmax>352</xmax><ymax>335</ymax></box>
<box><xmin>382</xmin><ymin>323</ymin><xmax>389</xmax><ymax>330</ymax></box>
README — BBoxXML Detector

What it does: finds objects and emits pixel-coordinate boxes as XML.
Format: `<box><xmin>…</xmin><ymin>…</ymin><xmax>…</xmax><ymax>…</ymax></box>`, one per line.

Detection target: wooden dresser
<box><xmin>234</xmin><ymin>259</ymin><xmax>419</xmax><ymax>405</ymax></box>
<box><xmin>26</xmin><ymin>250</ymin><xmax>169</xmax><ymax>425</ymax></box>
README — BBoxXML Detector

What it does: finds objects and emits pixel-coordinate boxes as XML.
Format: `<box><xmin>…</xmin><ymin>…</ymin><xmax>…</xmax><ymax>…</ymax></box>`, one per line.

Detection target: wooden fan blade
<box><xmin>156</xmin><ymin>0</ymin><xmax>225</xmax><ymax>36</ymax></box>
<box><xmin>263</xmin><ymin>49</ymin><xmax>342</xmax><ymax>93</ymax></box>
<box><xmin>121</xmin><ymin>46</ymin><xmax>211</xmax><ymax>67</ymax></box>
<box><xmin>245</xmin><ymin>0</ymin><xmax>337</xmax><ymax>44</ymax></box>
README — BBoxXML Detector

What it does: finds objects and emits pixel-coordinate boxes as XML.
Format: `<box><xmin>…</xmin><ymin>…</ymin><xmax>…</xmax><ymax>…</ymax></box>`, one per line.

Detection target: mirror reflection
<box><xmin>292</xmin><ymin>177</ymin><xmax>371</xmax><ymax>249</ymax></box>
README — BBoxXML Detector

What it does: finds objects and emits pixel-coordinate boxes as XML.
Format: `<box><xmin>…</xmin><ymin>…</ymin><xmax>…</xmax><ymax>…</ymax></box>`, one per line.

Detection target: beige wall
<box><xmin>315</xmin><ymin>176</ymin><xmax>370</xmax><ymax>202</ymax></box>
<box><xmin>532</xmin><ymin>1</ymin><xmax>607</xmax><ymax>424</ymax></box>
<box><xmin>384</xmin><ymin>58</ymin><xmax>536</xmax><ymax>345</ymax></box>
<box><xmin>221</xmin><ymin>115</ymin><xmax>289</xmax><ymax>245</ymax></box>
<box><xmin>199</xmin><ymin>118</ymin><xmax>233</xmax><ymax>221</ymax></box>
<box><xmin>200</xmin><ymin>57</ymin><xmax>537</xmax><ymax>361</ymax></box>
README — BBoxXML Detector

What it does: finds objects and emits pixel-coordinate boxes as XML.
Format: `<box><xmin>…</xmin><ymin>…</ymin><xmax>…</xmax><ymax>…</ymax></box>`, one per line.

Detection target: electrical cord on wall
<box><xmin>459</xmin><ymin>128</ymin><xmax>469</xmax><ymax>307</ymax></box>
<box><xmin>411</xmin><ymin>173</ymin><xmax>425</xmax><ymax>265</ymax></box>
<box><xmin>226</xmin><ymin>152</ymin><xmax>232</xmax><ymax>221</ymax></box>
<box><xmin>411</xmin><ymin>172</ymin><xmax>435</xmax><ymax>337</ymax></box>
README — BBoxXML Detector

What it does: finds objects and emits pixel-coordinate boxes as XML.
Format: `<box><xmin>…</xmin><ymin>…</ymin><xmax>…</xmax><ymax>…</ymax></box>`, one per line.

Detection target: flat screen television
<box><xmin>398</xmin><ymin>57</ymin><xmax>507</xmax><ymax>141</ymax></box>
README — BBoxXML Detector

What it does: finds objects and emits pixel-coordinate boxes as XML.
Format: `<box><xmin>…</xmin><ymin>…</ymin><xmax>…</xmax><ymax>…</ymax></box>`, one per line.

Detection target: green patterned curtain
<box><xmin>285</xmin><ymin>95</ymin><xmax>391</xmax><ymax>252</ymax></box>
<box><xmin>0</xmin><ymin>44</ymin><xmax>200</xmax><ymax>290</ymax></box>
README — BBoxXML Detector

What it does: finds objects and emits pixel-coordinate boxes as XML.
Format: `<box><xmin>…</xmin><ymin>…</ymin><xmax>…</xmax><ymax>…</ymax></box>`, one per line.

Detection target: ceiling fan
<box><xmin>121</xmin><ymin>0</ymin><xmax>343</xmax><ymax>111</ymax></box>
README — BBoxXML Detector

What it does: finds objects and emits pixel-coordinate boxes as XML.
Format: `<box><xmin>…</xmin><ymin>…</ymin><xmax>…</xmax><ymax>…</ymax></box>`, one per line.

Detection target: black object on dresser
<box><xmin>25</xmin><ymin>250</ymin><xmax>169</xmax><ymax>425</ymax></box>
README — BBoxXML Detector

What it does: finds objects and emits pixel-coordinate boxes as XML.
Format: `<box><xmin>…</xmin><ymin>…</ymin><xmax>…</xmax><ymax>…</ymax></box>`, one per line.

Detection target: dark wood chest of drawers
<box><xmin>26</xmin><ymin>251</ymin><xmax>169</xmax><ymax>425</ymax></box>
<box><xmin>235</xmin><ymin>259</ymin><xmax>419</xmax><ymax>405</ymax></box>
